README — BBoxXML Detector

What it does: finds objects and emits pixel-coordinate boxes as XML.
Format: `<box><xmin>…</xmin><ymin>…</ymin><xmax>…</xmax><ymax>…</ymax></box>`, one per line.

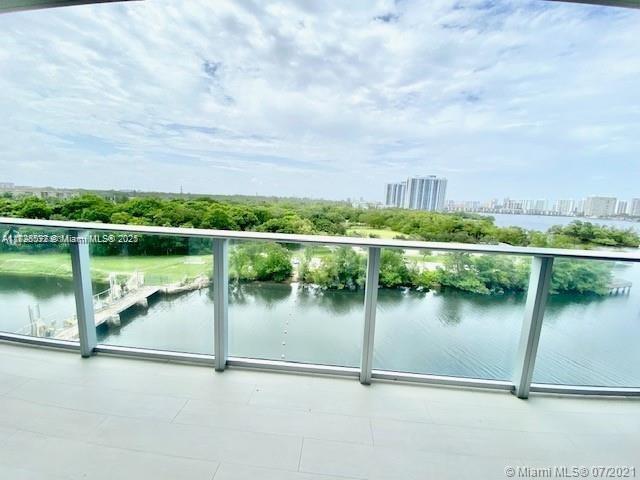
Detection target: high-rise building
<box><xmin>553</xmin><ymin>199</ymin><xmax>575</xmax><ymax>216</ymax></box>
<box><xmin>616</xmin><ymin>200</ymin><xmax>628</xmax><ymax>215</ymax></box>
<box><xmin>384</xmin><ymin>182</ymin><xmax>406</xmax><ymax>208</ymax></box>
<box><xmin>403</xmin><ymin>176</ymin><xmax>447</xmax><ymax>211</ymax></box>
<box><xmin>522</xmin><ymin>199</ymin><xmax>547</xmax><ymax>213</ymax></box>
<box><xmin>630</xmin><ymin>198</ymin><xmax>640</xmax><ymax>217</ymax></box>
<box><xmin>503</xmin><ymin>198</ymin><xmax>524</xmax><ymax>211</ymax></box>
<box><xmin>584</xmin><ymin>196</ymin><xmax>617</xmax><ymax>217</ymax></box>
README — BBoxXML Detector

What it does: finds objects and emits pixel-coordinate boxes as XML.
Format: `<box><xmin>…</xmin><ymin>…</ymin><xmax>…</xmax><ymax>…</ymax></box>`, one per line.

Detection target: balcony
<box><xmin>0</xmin><ymin>341</ymin><xmax>638</xmax><ymax>480</ymax></box>
<box><xmin>0</xmin><ymin>217</ymin><xmax>639</xmax><ymax>478</ymax></box>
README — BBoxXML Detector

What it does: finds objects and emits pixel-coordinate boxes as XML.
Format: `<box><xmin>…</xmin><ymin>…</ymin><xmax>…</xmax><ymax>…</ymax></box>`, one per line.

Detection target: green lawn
<box><xmin>300</xmin><ymin>245</ymin><xmax>334</xmax><ymax>257</ymax></box>
<box><xmin>0</xmin><ymin>253</ymin><xmax>212</xmax><ymax>284</ymax></box>
<box><xmin>347</xmin><ymin>227</ymin><xmax>406</xmax><ymax>239</ymax></box>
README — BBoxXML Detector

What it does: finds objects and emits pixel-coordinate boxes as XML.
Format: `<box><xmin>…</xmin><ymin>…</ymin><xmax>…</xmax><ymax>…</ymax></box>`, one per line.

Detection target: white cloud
<box><xmin>0</xmin><ymin>0</ymin><xmax>639</xmax><ymax>200</ymax></box>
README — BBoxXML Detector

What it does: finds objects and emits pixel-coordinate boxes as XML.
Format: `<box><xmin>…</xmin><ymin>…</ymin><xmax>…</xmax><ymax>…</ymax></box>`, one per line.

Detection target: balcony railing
<box><xmin>1</xmin><ymin>216</ymin><xmax>639</xmax><ymax>399</ymax></box>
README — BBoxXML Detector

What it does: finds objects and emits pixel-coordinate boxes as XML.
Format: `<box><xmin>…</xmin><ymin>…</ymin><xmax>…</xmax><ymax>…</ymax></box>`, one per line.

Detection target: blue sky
<box><xmin>0</xmin><ymin>0</ymin><xmax>639</xmax><ymax>201</ymax></box>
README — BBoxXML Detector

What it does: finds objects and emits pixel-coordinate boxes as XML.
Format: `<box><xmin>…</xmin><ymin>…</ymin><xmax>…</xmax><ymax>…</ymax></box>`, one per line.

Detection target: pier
<box><xmin>22</xmin><ymin>272</ymin><xmax>211</xmax><ymax>340</ymax></box>
<box><xmin>607</xmin><ymin>279</ymin><xmax>632</xmax><ymax>295</ymax></box>
<box><xmin>55</xmin><ymin>285</ymin><xmax>160</xmax><ymax>341</ymax></box>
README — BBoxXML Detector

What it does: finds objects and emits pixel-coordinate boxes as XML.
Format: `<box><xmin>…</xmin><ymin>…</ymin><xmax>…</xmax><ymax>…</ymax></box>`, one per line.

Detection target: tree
<box><xmin>436</xmin><ymin>253</ymin><xmax>528</xmax><ymax>295</ymax></box>
<box><xmin>473</xmin><ymin>255</ymin><xmax>528</xmax><ymax>293</ymax></box>
<box><xmin>437</xmin><ymin>253</ymin><xmax>489</xmax><ymax>294</ymax></box>
<box><xmin>230</xmin><ymin>243</ymin><xmax>292</xmax><ymax>282</ymax></box>
<box><xmin>302</xmin><ymin>247</ymin><xmax>365</xmax><ymax>290</ymax></box>
<box><xmin>201</xmin><ymin>206</ymin><xmax>238</xmax><ymax>230</ymax></box>
<box><xmin>121</xmin><ymin>197</ymin><xmax>163</xmax><ymax>219</ymax></box>
<box><xmin>379</xmin><ymin>249</ymin><xmax>412</xmax><ymax>288</ymax></box>
<box><xmin>16</xmin><ymin>197</ymin><xmax>52</xmax><ymax>219</ymax></box>
<box><xmin>257</xmin><ymin>214</ymin><xmax>315</xmax><ymax>234</ymax></box>
<box><xmin>495</xmin><ymin>227</ymin><xmax>529</xmax><ymax>246</ymax></box>
<box><xmin>549</xmin><ymin>221</ymin><xmax>639</xmax><ymax>248</ymax></box>
<box><xmin>229</xmin><ymin>206</ymin><xmax>260</xmax><ymax>231</ymax></box>
<box><xmin>58</xmin><ymin>194</ymin><xmax>114</xmax><ymax>222</ymax></box>
<box><xmin>550</xmin><ymin>260</ymin><xmax>612</xmax><ymax>295</ymax></box>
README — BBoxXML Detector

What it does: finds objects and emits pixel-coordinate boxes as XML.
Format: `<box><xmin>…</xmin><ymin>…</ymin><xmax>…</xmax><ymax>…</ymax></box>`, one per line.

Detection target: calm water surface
<box><xmin>485</xmin><ymin>213</ymin><xmax>640</xmax><ymax>232</ymax></box>
<box><xmin>2</xmin><ymin>263</ymin><xmax>639</xmax><ymax>387</ymax></box>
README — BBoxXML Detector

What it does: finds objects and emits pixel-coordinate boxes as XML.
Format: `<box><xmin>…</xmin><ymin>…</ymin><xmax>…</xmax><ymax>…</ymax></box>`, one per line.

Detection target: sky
<box><xmin>0</xmin><ymin>0</ymin><xmax>639</xmax><ymax>202</ymax></box>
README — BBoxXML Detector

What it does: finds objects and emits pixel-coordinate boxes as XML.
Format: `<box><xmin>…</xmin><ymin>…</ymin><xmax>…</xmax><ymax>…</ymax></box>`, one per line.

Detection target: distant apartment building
<box><xmin>616</xmin><ymin>200</ymin><xmax>629</xmax><ymax>215</ymax></box>
<box><xmin>523</xmin><ymin>199</ymin><xmax>547</xmax><ymax>213</ymax></box>
<box><xmin>502</xmin><ymin>198</ymin><xmax>524</xmax><ymax>211</ymax></box>
<box><xmin>630</xmin><ymin>198</ymin><xmax>640</xmax><ymax>217</ymax></box>
<box><xmin>404</xmin><ymin>176</ymin><xmax>447</xmax><ymax>211</ymax></box>
<box><xmin>584</xmin><ymin>196</ymin><xmax>617</xmax><ymax>217</ymax></box>
<box><xmin>0</xmin><ymin>183</ymin><xmax>77</xmax><ymax>200</ymax></box>
<box><xmin>553</xmin><ymin>199</ymin><xmax>575</xmax><ymax>216</ymax></box>
<box><xmin>498</xmin><ymin>198</ymin><xmax>547</xmax><ymax>214</ymax></box>
<box><xmin>484</xmin><ymin>198</ymin><xmax>499</xmax><ymax>210</ymax></box>
<box><xmin>385</xmin><ymin>176</ymin><xmax>447</xmax><ymax>211</ymax></box>
<box><xmin>384</xmin><ymin>182</ymin><xmax>406</xmax><ymax>208</ymax></box>
<box><xmin>446</xmin><ymin>200</ymin><xmax>481</xmax><ymax>212</ymax></box>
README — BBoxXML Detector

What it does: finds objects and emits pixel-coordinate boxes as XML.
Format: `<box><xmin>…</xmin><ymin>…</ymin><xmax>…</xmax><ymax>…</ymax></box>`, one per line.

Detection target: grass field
<box><xmin>0</xmin><ymin>253</ymin><xmax>212</xmax><ymax>284</ymax></box>
<box><xmin>0</xmin><ymin>246</ymin><xmax>443</xmax><ymax>286</ymax></box>
<box><xmin>346</xmin><ymin>227</ymin><xmax>405</xmax><ymax>239</ymax></box>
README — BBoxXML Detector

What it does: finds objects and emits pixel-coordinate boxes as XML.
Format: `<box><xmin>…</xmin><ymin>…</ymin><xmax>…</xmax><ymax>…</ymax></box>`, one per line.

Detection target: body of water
<box><xmin>2</xmin><ymin>261</ymin><xmax>639</xmax><ymax>387</ymax></box>
<box><xmin>484</xmin><ymin>213</ymin><xmax>640</xmax><ymax>232</ymax></box>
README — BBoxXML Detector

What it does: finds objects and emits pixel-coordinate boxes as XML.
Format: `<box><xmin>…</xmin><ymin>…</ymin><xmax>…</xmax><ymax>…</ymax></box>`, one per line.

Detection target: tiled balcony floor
<box><xmin>0</xmin><ymin>342</ymin><xmax>637</xmax><ymax>479</ymax></box>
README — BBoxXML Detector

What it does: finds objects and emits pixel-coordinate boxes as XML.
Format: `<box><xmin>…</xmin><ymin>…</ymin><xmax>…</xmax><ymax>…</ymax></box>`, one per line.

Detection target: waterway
<box><xmin>2</xmin><ymin>259</ymin><xmax>639</xmax><ymax>387</ymax></box>
<box><xmin>484</xmin><ymin>213</ymin><xmax>640</xmax><ymax>232</ymax></box>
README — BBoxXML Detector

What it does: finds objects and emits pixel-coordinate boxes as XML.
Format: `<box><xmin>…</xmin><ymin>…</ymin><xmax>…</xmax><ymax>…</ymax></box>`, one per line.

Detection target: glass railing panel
<box><xmin>90</xmin><ymin>231</ymin><xmax>214</xmax><ymax>355</ymax></box>
<box><xmin>228</xmin><ymin>241</ymin><xmax>365</xmax><ymax>367</ymax></box>
<box><xmin>533</xmin><ymin>258</ymin><xmax>640</xmax><ymax>387</ymax></box>
<box><xmin>0</xmin><ymin>224</ymin><xmax>77</xmax><ymax>340</ymax></box>
<box><xmin>373</xmin><ymin>249</ymin><xmax>531</xmax><ymax>380</ymax></box>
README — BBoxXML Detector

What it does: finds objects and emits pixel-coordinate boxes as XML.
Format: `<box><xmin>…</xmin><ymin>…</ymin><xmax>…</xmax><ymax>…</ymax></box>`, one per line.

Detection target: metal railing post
<box><xmin>69</xmin><ymin>230</ymin><xmax>97</xmax><ymax>357</ymax></box>
<box><xmin>513</xmin><ymin>255</ymin><xmax>554</xmax><ymax>399</ymax></box>
<box><xmin>360</xmin><ymin>247</ymin><xmax>381</xmax><ymax>385</ymax></box>
<box><xmin>213</xmin><ymin>238</ymin><xmax>229</xmax><ymax>371</ymax></box>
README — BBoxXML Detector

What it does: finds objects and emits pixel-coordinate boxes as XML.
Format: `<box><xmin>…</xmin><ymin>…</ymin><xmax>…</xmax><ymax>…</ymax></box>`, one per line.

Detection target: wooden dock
<box><xmin>56</xmin><ymin>286</ymin><xmax>160</xmax><ymax>341</ymax></box>
<box><xmin>607</xmin><ymin>279</ymin><xmax>632</xmax><ymax>295</ymax></box>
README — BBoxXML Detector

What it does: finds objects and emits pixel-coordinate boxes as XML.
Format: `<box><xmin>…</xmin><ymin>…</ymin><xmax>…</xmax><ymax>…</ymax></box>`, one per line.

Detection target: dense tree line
<box><xmin>299</xmin><ymin>249</ymin><xmax>612</xmax><ymax>296</ymax></box>
<box><xmin>2</xmin><ymin>194</ymin><xmax>638</xmax><ymax>249</ymax></box>
<box><xmin>0</xmin><ymin>194</ymin><xmax>633</xmax><ymax>295</ymax></box>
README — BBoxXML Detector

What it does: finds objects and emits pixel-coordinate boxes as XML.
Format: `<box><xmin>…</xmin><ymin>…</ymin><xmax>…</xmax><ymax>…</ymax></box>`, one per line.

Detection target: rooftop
<box><xmin>0</xmin><ymin>342</ymin><xmax>637</xmax><ymax>480</ymax></box>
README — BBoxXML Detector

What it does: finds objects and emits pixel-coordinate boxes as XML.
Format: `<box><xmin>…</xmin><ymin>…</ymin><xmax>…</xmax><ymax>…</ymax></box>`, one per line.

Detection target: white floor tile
<box><xmin>0</xmin><ymin>396</ymin><xmax>106</xmax><ymax>438</ymax></box>
<box><xmin>175</xmin><ymin>399</ymin><xmax>373</xmax><ymax>444</ymax></box>
<box><xmin>213</xmin><ymin>463</ymin><xmax>359</xmax><ymax>480</ymax></box>
<box><xmin>0</xmin><ymin>430</ymin><xmax>218</xmax><ymax>480</ymax></box>
<box><xmin>93</xmin><ymin>416</ymin><xmax>303</xmax><ymax>471</ymax></box>
<box><xmin>6</xmin><ymin>378</ymin><xmax>187</xmax><ymax>421</ymax></box>
<box><xmin>0</xmin><ymin>344</ymin><xmax>638</xmax><ymax>480</ymax></box>
<box><xmin>300</xmin><ymin>437</ymin><xmax>522</xmax><ymax>480</ymax></box>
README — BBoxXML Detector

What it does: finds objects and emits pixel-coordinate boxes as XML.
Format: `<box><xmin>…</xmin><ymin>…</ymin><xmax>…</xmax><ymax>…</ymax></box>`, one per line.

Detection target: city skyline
<box><xmin>3</xmin><ymin>177</ymin><xmax>640</xmax><ymax>214</ymax></box>
<box><xmin>0</xmin><ymin>1</ymin><xmax>639</xmax><ymax>200</ymax></box>
<box><xmin>446</xmin><ymin>195</ymin><xmax>640</xmax><ymax>217</ymax></box>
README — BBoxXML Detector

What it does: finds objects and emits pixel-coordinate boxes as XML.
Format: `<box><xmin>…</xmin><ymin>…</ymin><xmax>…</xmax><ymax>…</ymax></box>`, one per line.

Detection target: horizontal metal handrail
<box><xmin>2</xmin><ymin>217</ymin><xmax>640</xmax><ymax>262</ymax></box>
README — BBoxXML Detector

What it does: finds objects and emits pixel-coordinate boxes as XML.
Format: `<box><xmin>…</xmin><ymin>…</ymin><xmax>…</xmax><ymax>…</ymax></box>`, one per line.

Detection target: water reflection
<box><xmin>3</xmin><ymin>266</ymin><xmax>640</xmax><ymax>386</ymax></box>
<box><xmin>376</xmin><ymin>287</ymin><xmax>415</xmax><ymax>307</ymax></box>
<box><xmin>0</xmin><ymin>275</ymin><xmax>73</xmax><ymax>300</ymax></box>
<box><xmin>435</xmin><ymin>293</ymin><xmax>464</xmax><ymax>326</ymax></box>
<box><xmin>230</xmin><ymin>281</ymin><xmax>293</xmax><ymax>307</ymax></box>
<box><xmin>296</xmin><ymin>285</ymin><xmax>364</xmax><ymax>316</ymax></box>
